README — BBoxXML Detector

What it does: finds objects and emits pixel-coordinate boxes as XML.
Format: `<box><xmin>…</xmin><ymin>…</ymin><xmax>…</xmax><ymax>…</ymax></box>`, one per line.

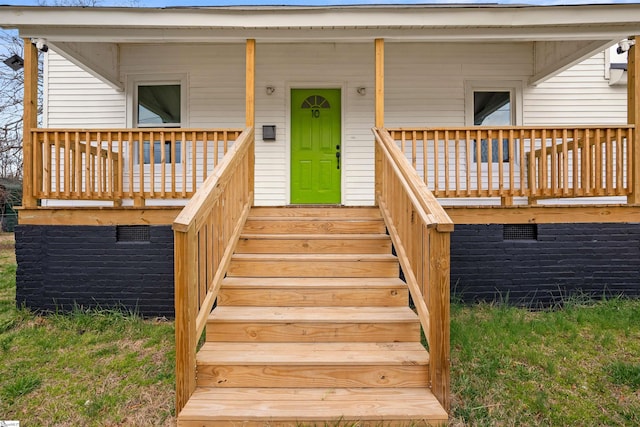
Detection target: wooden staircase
<box><xmin>177</xmin><ymin>206</ymin><xmax>448</xmax><ymax>426</ymax></box>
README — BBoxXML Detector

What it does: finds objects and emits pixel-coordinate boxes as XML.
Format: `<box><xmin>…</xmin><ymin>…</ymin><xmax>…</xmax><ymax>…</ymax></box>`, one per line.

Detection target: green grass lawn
<box><xmin>1</xmin><ymin>231</ymin><xmax>639</xmax><ymax>426</ymax></box>
<box><xmin>0</xmin><ymin>233</ymin><xmax>176</xmax><ymax>426</ymax></box>
<box><xmin>450</xmin><ymin>298</ymin><xmax>640</xmax><ymax>426</ymax></box>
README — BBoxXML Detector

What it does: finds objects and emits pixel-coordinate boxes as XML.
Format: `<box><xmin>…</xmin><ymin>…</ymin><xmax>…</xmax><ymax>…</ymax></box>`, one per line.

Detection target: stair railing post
<box><xmin>426</xmin><ymin>225</ymin><xmax>451</xmax><ymax>412</ymax></box>
<box><xmin>174</xmin><ymin>226</ymin><xmax>198</xmax><ymax>414</ymax></box>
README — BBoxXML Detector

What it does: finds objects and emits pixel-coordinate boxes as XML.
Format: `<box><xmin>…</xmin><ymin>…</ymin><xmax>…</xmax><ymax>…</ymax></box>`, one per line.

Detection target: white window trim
<box><xmin>126</xmin><ymin>73</ymin><xmax>189</xmax><ymax>128</ymax></box>
<box><xmin>464</xmin><ymin>80</ymin><xmax>524</xmax><ymax>165</ymax></box>
<box><xmin>464</xmin><ymin>80</ymin><xmax>524</xmax><ymax>127</ymax></box>
<box><xmin>126</xmin><ymin>74</ymin><xmax>189</xmax><ymax>167</ymax></box>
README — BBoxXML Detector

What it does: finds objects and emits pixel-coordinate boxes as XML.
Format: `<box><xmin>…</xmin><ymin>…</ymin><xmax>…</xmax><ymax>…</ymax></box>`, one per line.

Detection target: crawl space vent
<box><xmin>116</xmin><ymin>225</ymin><xmax>150</xmax><ymax>242</ymax></box>
<box><xmin>503</xmin><ymin>224</ymin><xmax>537</xmax><ymax>241</ymax></box>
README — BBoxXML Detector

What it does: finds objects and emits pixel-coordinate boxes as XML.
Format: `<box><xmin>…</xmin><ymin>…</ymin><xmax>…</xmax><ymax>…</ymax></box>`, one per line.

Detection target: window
<box><xmin>140</xmin><ymin>141</ymin><xmax>181</xmax><ymax>164</ymax></box>
<box><xmin>465</xmin><ymin>81</ymin><xmax>522</xmax><ymax>164</ymax></box>
<box><xmin>137</xmin><ymin>84</ymin><xmax>181</xmax><ymax>127</ymax></box>
<box><xmin>130</xmin><ymin>79</ymin><xmax>186</xmax><ymax>164</ymax></box>
<box><xmin>473</xmin><ymin>91</ymin><xmax>511</xmax><ymax>163</ymax></box>
<box><xmin>473</xmin><ymin>91</ymin><xmax>511</xmax><ymax>126</ymax></box>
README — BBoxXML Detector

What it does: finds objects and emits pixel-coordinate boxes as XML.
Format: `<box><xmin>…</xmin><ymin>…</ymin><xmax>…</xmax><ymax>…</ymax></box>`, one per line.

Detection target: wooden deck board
<box><xmin>249</xmin><ymin>206</ymin><xmax>382</xmax><ymax>218</ymax></box>
<box><xmin>198</xmin><ymin>341</ymin><xmax>425</xmax><ymax>353</ymax></box>
<box><xmin>209</xmin><ymin>306</ymin><xmax>419</xmax><ymax>323</ymax></box>
<box><xmin>197</xmin><ymin>342</ymin><xmax>429</xmax><ymax>364</ymax></box>
<box><xmin>178</xmin><ymin>387</ymin><xmax>448</xmax><ymax>424</ymax></box>
<box><xmin>218</xmin><ymin>277</ymin><xmax>408</xmax><ymax>307</ymax></box>
<box><xmin>196</xmin><ymin>365</ymin><xmax>429</xmax><ymax>388</ymax></box>
<box><xmin>220</xmin><ymin>277</ymin><xmax>407</xmax><ymax>289</ymax></box>
<box><xmin>227</xmin><ymin>254</ymin><xmax>399</xmax><ymax>278</ymax></box>
<box><xmin>236</xmin><ymin>233</ymin><xmax>392</xmax><ymax>254</ymax></box>
<box><xmin>242</xmin><ymin>218</ymin><xmax>387</xmax><ymax>234</ymax></box>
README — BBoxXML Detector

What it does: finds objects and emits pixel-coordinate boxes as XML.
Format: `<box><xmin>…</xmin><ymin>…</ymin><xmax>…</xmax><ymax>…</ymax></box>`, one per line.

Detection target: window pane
<box><xmin>137</xmin><ymin>84</ymin><xmax>181</xmax><ymax>125</ymax></box>
<box><xmin>473</xmin><ymin>91</ymin><xmax>512</xmax><ymax>162</ymax></box>
<box><xmin>473</xmin><ymin>91</ymin><xmax>511</xmax><ymax>126</ymax></box>
<box><xmin>474</xmin><ymin>138</ymin><xmax>510</xmax><ymax>163</ymax></box>
<box><xmin>141</xmin><ymin>141</ymin><xmax>182</xmax><ymax>164</ymax></box>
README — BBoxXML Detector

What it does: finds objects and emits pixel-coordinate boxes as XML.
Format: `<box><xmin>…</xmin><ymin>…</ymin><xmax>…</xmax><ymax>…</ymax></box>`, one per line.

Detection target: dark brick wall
<box><xmin>451</xmin><ymin>223</ymin><xmax>640</xmax><ymax>307</ymax></box>
<box><xmin>15</xmin><ymin>225</ymin><xmax>174</xmax><ymax>317</ymax></box>
<box><xmin>15</xmin><ymin>223</ymin><xmax>640</xmax><ymax>315</ymax></box>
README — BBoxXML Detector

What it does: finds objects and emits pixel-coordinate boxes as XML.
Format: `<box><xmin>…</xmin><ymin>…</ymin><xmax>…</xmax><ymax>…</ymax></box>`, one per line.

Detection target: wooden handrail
<box><xmin>387</xmin><ymin>125</ymin><xmax>634</xmax><ymax>203</ymax></box>
<box><xmin>29</xmin><ymin>128</ymin><xmax>243</xmax><ymax>204</ymax></box>
<box><xmin>173</xmin><ymin>126</ymin><xmax>255</xmax><ymax>414</ymax></box>
<box><xmin>373</xmin><ymin>127</ymin><xmax>453</xmax><ymax>411</ymax></box>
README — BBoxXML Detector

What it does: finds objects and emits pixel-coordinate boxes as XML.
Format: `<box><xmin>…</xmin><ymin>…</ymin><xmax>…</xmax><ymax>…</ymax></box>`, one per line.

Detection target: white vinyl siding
<box><xmin>43</xmin><ymin>43</ymin><xmax>628</xmax><ymax>207</ymax></box>
<box><xmin>385</xmin><ymin>43</ymin><xmax>532</xmax><ymax>127</ymax></box>
<box><xmin>45</xmin><ymin>50</ymin><xmax>126</xmax><ymax>128</ymax></box>
<box><xmin>119</xmin><ymin>43</ymin><xmax>245</xmax><ymax>129</ymax></box>
<box><xmin>524</xmin><ymin>52</ymin><xmax>627</xmax><ymax>125</ymax></box>
<box><xmin>523</xmin><ymin>52</ymin><xmax>629</xmax><ymax>205</ymax></box>
<box><xmin>119</xmin><ymin>45</ymin><xmax>245</xmax><ymax>202</ymax></box>
<box><xmin>256</xmin><ymin>43</ymin><xmax>374</xmax><ymax>206</ymax></box>
<box><xmin>386</xmin><ymin>43</ymin><xmax>530</xmax><ymax>196</ymax></box>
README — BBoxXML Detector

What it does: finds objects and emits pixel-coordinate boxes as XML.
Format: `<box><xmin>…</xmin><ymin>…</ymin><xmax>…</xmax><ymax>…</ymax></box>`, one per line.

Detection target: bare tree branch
<box><xmin>1</xmin><ymin>0</ymin><xmax>141</xmax><ymax>181</ymax></box>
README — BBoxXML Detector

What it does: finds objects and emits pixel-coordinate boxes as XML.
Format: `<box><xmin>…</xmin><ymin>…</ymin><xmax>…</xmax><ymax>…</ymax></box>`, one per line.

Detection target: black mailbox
<box><xmin>263</xmin><ymin>125</ymin><xmax>276</xmax><ymax>141</ymax></box>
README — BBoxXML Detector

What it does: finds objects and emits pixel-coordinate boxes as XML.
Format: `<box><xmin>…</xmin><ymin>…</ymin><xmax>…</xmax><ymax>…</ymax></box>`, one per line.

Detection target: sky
<box><xmin>2</xmin><ymin>0</ymin><xmax>640</xmax><ymax>7</ymax></box>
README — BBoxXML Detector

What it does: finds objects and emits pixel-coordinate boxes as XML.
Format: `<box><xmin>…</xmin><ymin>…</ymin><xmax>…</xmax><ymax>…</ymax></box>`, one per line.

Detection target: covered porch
<box><xmin>3</xmin><ymin>4</ymin><xmax>637</xmax><ymax>225</ymax></box>
<box><xmin>4</xmin><ymin>3</ymin><xmax>640</xmax><ymax>424</ymax></box>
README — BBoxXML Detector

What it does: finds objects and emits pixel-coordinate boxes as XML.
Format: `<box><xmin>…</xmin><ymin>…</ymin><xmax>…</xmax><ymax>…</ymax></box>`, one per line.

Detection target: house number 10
<box><xmin>312</xmin><ymin>109</ymin><xmax>320</xmax><ymax>118</ymax></box>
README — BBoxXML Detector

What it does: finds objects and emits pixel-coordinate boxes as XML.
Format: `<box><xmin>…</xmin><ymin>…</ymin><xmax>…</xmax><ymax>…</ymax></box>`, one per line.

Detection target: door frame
<box><xmin>286</xmin><ymin>82</ymin><xmax>346</xmax><ymax>205</ymax></box>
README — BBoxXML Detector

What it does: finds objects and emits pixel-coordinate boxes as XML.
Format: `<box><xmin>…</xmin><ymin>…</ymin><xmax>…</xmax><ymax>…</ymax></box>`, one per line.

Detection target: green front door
<box><xmin>291</xmin><ymin>89</ymin><xmax>341</xmax><ymax>204</ymax></box>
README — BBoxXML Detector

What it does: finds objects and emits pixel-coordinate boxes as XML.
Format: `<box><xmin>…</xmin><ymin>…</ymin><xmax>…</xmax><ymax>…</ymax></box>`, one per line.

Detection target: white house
<box><xmin>2</xmin><ymin>3</ymin><xmax>640</xmax><ymax>424</ymax></box>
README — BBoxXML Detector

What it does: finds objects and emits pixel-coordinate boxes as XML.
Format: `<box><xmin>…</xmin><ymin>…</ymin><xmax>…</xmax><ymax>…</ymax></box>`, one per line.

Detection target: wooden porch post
<box><xmin>22</xmin><ymin>38</ymin><xmax>38</xmax><ymax>208</ymax></box>
<box><xmin>374</xmin><ymin>38</ymin><xmax>385</xmax><ymax>200</ymax></box>
<box><xmin>246</xmin><ymin>39</ymin><xmax>255</xmax><ymax>128</ymax></box>
<box><xmin>246</xmin><ymin>39</ymin><xmax>256</xmax><ymax>196</ymax></box>
<box><xmin>628</xmin><ymin>36</ymin><xmax>640</xmax><ymax>205</ymax></box>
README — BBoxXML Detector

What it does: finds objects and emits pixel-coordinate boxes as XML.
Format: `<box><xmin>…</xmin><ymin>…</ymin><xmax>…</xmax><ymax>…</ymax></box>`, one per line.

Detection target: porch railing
<box><xmin>28</xmin><ymin>128</ymin><xmax>243</xmax><ymax>204</ymax></box>
<box><xmin>173</xmin><ymin>126</ymin><xmax>255</xmax><ymax>413</ymax></box>
<box><xmin>387</xmin><ymin>126</ymin><xmax>634</xmax><ymax>202</ymax></box>
<box><xmin>373</xmin><ymin>127</ymin><xmax>454</xmax><ymax>411</ymax></box>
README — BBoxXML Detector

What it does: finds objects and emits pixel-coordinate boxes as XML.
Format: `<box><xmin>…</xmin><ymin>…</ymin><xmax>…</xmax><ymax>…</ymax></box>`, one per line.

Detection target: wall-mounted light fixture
<box><xmin>266</xmin><ymin>86</ymin><xmax>275</xmax><ymax>95</ymax></box>
<box><xmin>33</xmin><ymin>38</ymin><xmax>49</xmax><ymax>53</ymax></box>
<box><xmin>3</xmin><ymin>54</ymin><xmax>24</xmax><ymax>71</ymax></box>
<box><xmin>356</xmin><ymin>87</ymin><xmax>366</xmax><ymax>96</ymax></box>
<box><xmin>617</xmin><ymin>39</ymin><xmax>636</xmax><ymax>54</ymax></box>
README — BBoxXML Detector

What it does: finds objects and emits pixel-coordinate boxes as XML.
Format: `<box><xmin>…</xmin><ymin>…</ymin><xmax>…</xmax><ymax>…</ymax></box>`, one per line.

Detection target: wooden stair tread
<box><xmin>236</xmin><ymin>234</ymin><xmax>392</xmax><ymax>254</ymax></box>
<box><xmin>242</xmin><ymin>218</ymin><xmax>386</xmax><ymax>234</ymax></box>
<box><xmin>249</xmin><ymin>206</ymin><xmax>382</xmax><ymax>218</ymax></box>
<box><xmin>209</xmin><ymin>306</ymin><xmax>419</xmax><ymax>323</ymax></box>
<box><xmin>239</xmin><ymin>233</ymin><xmax>390</xmax><ymax>239</ymax></box>
<box><xmin>231</xmin><ymin>253</ymin><xmax>397</xmax><ymax>261</ymax></box>
<box><xmin>218</xmin><ymin>277</ymin><xmax>408</xmax><ymax>307</ymax></box>
<box><xmin>247</xmin><ymin>216</ymin><xmax>384</xmax><ymax>221</ymax></box>
<box><xmin>178</xmin><ymin>387</ymin><xmax>448</xmax><ymax>422</ymax></box>
<box><xmin>221</xmin><ymin>277</ymin><xmax>406</xmax><ymax>288</ymax></box>
<box><xmin>228</xmin><ymin>254</ymin><xmax>398</xmax><ymax>278</ymax></box>
<box><xmin>197</xmin><ymin>342</ymin><xmax>429</xmax><ymax>365</ymax></box>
